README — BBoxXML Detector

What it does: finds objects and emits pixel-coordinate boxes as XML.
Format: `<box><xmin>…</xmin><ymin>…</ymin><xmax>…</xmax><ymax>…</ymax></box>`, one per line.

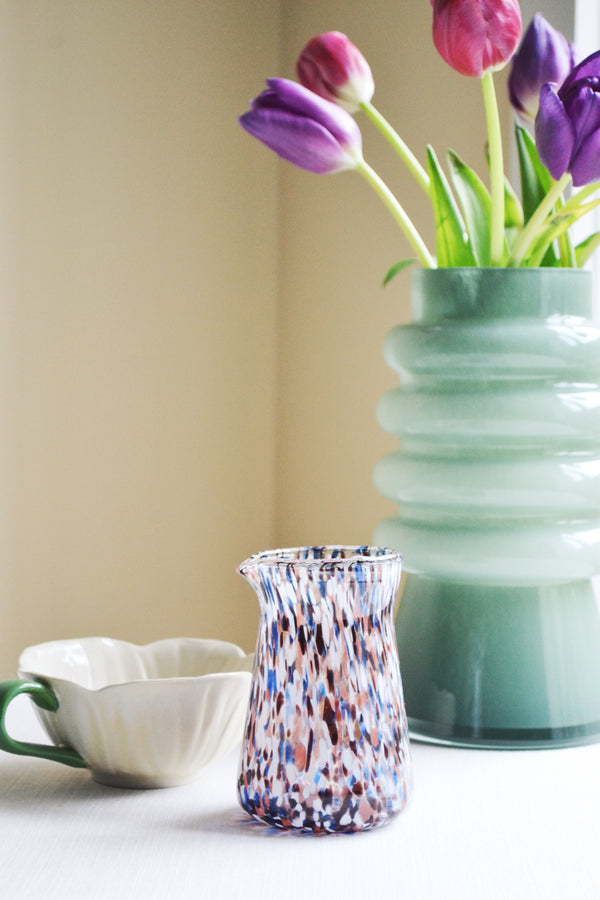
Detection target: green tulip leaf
<box><xmin>575</xmin><ymin>231</ymin><xmax>600</xmax><ymax>268</ymax></box>
<box><xmin>382</xmin><ymin>258</ymin><xmax>416</xmax><ymax>286</ymax></box>
<box><xmin>515</xmin><ymin>125</ymin><xmax>552</xmax><ymax>221</ymax></box>
<box><xmin>515</xmin><ymin>125</ymin><xmax>557</xmax><ymax>266</ymax></box>
<box><xmin>427</xmin><ymin>145</ymin><xmax>477</xmax><ymax>267</ymax></box>
<box><xmin>447</xmin><ymin>149</ymin><xmax>491</xmax><ymax>266</ymax></box>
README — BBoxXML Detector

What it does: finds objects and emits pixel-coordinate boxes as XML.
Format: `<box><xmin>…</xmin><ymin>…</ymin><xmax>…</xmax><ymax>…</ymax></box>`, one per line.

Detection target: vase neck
<box><xmin>411</xmin><ymin>268</ymin><xmax>594</xmax><ymax>324</ymax></box>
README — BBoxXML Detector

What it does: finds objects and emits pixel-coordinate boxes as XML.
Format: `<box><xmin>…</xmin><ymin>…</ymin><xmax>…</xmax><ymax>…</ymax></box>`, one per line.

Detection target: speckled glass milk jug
<box><xmin>237</xmin><ymin>546</ymin><xmax>413</xmax><ymax>833</ymax></box>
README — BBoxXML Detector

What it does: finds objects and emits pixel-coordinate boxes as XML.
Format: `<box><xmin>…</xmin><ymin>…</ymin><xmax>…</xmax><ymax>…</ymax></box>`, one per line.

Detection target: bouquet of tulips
<box><xmin>239</xmin><ymin>0</ymin><xmax>600</xmax><ymax>278</ymax></box>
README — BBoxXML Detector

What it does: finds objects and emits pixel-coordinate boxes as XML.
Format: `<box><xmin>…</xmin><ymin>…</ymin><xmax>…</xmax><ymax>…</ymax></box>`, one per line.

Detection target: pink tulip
<box><xmin>296</xmin><ymin>31</ymin><xmax>374</xmax><ymax>113</ymax></box>
<box><xmin>431</xmin><ymin>0</ymin><xmax>522</xmax><ymax>78</ymax></box>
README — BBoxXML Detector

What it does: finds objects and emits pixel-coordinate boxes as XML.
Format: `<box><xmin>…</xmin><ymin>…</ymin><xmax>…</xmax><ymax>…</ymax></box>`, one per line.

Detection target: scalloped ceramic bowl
<box><xmin>1</xmin><ymin>637</ymin><xmax>253</xmax><ymax>788</ymax></box>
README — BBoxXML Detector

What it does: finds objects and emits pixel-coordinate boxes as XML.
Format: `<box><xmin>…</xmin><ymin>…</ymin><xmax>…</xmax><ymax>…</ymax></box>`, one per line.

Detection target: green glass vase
<box><xmin>374</xmin><ymin>267</ymin><xmax>600</xmax><ymax>748</ymax></box>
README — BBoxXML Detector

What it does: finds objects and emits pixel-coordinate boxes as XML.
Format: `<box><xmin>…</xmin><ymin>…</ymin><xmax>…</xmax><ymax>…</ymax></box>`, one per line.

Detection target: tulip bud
<box><xmin>535</xmin><ymin>50</ymin><xmax>600</xmax><ymax>187</ymax></box>
<box><xmin>239</xmin><ymin>78</ymin><xmax>363</xmax><ymax>175</ymax></box>
<box><xmin>509</xmin><ymin>14</ymin><xmax>577</xmax><ymax>121</ymax></box>
<box><xmin>431</xmin><ymin>0</ymin><xmax>522</xmax><ymax>78</ymax></box>
<box><xmin>296</xmin><ymin>31</ymin><xmax>375</xmax><ymax>114</ymax></box>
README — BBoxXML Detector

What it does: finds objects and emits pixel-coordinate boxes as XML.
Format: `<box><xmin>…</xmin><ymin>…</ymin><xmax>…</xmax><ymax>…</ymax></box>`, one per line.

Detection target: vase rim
<box><xmin>415</xmin><ymin>266</ymin><xmax>592</xmax><ymax>276</ymax></box>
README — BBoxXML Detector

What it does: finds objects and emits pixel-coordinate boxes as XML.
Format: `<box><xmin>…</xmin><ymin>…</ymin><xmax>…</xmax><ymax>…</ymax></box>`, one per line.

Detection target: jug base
<box><xmin>239</xmin><ymin>800</ymin><xmax>405</xmax><ymax>835</ymax></box>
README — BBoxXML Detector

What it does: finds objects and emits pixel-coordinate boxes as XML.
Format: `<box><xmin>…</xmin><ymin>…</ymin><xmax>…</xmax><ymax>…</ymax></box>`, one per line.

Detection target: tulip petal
<box><xmin>296</xmin><ymin>32</ymin><xmax>374</xmax><ymax>113</ymax></box>
<box><xmin>239</xmin><ymin>108</ymin><xmax>359</xmax><ymax>174</ymax></box>
<box><xmin>565</xmin><ymin>83</ymin><xmax>600</xmax><ymax>144</ymax></box>
<box><xmin>534</xmin><ymin>48</ymin><xmax>600</xmax><ymax>187</ymax></box>
<box><xmin>241</xmin><ymin>78</ymin><xmax>363</xmax><ymax>174</ymax></box>
<box><xmin>571</xmin><ymin>129</ymin><xmax>600</xmax><ymax>186</ymax></box>
<box><xmin>560</xmin><ymin>48</ymin><xmax>600</xmax><ymax>91</ymax></box>
<box><xmin>535</xmin><ymin>84</ymin><xmax>575</xmax><ymax>180</ymax></box>
<box><xmin>508</xmin><ymin>13</ymin><xmax>575</xmax><ymax>120</ymax></box>
<box><xmin>432</xmin><ymin>0</ymin><xmax>521</xmax><ymax>78</ymax></box>
<box><xmin>298</xmin><ymin>33</ymin><xmax>351</xmax><ymax>92</ymax></box>
<box><xmin>263</xmin><ymin>79</ymin><xmax>360</xmax><ymax>147</ymax></box>
<box><xmin>569</xmin><ymin>88</ymin><xmax>600</xmax><ymax>185</ymax></box>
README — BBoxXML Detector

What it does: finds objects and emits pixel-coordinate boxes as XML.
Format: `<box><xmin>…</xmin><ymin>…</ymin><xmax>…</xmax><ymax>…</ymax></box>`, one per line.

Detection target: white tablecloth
<box><xmin>1</xmin><ymin>694</ymin><xmax>599</xmax><ymax>900</ymax></box>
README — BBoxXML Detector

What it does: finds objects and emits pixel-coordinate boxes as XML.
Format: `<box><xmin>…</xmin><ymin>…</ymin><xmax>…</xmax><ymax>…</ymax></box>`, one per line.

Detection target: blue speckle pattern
<box><xmin>237</xmin><ymin>546</ymin><xmax>413</xmax><ymax>834</ymax></box>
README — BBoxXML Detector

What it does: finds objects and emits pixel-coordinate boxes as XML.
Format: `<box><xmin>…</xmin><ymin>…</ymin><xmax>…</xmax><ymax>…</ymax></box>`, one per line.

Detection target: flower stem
<box><xmin>359</xmin><ymin>100</ymin><xmax>431</xmax><ymax>197</ymax></box>
<box><xmin>481</xmin><ymin>72</ymin><xmax>504</xmax><ymax>266</ymax></box>
<box><xmin>555</xmin><ymin>193</ymin><xmax>576</xmax><ymax>267</ymax></box>
<box><xmin>509</xmin><ymin>173</ymin><xmax>572</xmax><ymax>267</ymax></box>
<box><xmin>356</xmin><ymin>160</ymin><xmax>434</xmax><ymax>268</ymax></box>
<box><xmin>560</xmin><ymin>180</ymin><xmax>600</xmax><ymax>212</ymax></box>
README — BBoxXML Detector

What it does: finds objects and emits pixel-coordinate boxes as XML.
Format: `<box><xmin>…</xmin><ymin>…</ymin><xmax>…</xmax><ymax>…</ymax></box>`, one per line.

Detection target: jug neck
<box><xmin>237</xmin><ymin>546</ymin><xmax>403</xmax><ymax>618</ymax></box>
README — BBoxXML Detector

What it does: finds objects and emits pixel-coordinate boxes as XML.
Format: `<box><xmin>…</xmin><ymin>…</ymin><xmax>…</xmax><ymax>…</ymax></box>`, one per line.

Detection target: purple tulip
<box><xmin>509</xmin><ymin>14</ymin><xmax>578</xmax><ymax>120</ymax></box>
<box><xmin>239</xmin><ymin>78</ymin><xmax>363</xmax><ymax>174</ymax></box>
<box><xmin>535</xmin><ymin>50</ymin><xmax>600</xmax><ymax>187</ymax></box>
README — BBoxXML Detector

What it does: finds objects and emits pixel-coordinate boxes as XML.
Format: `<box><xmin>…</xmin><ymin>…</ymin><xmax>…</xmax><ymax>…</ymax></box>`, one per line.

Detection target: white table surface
<box><xmin>1</xmin><ymin>694</ymin><xmax>599</xmax><ymax>900</ymax></box>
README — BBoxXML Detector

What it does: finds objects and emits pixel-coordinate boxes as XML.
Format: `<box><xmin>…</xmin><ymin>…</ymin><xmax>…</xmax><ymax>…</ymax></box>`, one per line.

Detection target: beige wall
<box><xmin>0</xmin><ymin>0</ymin><xmax>511</xmax><ymax>675</ymax></box>
<box><xmin>0</xmin><ymin>1</ymin><xmax>281</xmax><ymax>675</ymax></box>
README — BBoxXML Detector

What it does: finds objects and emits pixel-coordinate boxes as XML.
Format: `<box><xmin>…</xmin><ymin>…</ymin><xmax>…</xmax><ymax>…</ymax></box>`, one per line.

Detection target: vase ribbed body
<box><xmin>237</xmin><ymin>546</ymin><xmax>412</xmax><ymax>833</ymax></box>
<box><xmin>374</xmin><ymin>268</ymin><xmax>600</xmax><ymax>747</ymax></box>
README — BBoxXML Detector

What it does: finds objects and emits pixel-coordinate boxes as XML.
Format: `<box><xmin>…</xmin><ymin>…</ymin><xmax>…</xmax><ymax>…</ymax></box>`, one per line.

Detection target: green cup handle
<box><xmin>0</xmin><ymin>680</ymin><xmax>87</xmax><ymax>769</ymax></box>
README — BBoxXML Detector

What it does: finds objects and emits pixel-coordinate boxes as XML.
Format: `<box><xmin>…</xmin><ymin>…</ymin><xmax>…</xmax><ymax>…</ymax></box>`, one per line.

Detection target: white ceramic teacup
<box><xmin>0</xmin><ymin>637</ymin><xmax>253</xmax><ymax>788</ymax></box>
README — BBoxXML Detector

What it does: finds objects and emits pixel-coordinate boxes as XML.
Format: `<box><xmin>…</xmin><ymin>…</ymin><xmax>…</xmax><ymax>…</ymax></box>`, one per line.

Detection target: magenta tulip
<box><xmin>296</xmin><ymin>31</ymin><xmax>375</xmax><ymax>113</ymax></box>
<box><xmin>535</xmin><ymin>50</ymin><xmax>600</xmax><ymax>187</ymax></box>
<box><xmin>509</xmin><ymin>14</ymin><xmax>577</xmax><ymax>120</ymax></box>
<box><xmin>431</xmin><ymin>0</ymin><xmax>522</xmax><ymax>78</ymax></box>
<box><xmin>239</xmin><ymin>78</ymin><xmax>363</xmax><ymax>174</ymax></box>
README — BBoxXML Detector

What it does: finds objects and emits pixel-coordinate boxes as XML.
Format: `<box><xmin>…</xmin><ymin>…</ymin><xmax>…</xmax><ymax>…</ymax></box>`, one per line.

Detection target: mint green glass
<box><xmin>374</xmin><ymin>267</ymin><xmax>600</xmax><ymax>748</ymax></box>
